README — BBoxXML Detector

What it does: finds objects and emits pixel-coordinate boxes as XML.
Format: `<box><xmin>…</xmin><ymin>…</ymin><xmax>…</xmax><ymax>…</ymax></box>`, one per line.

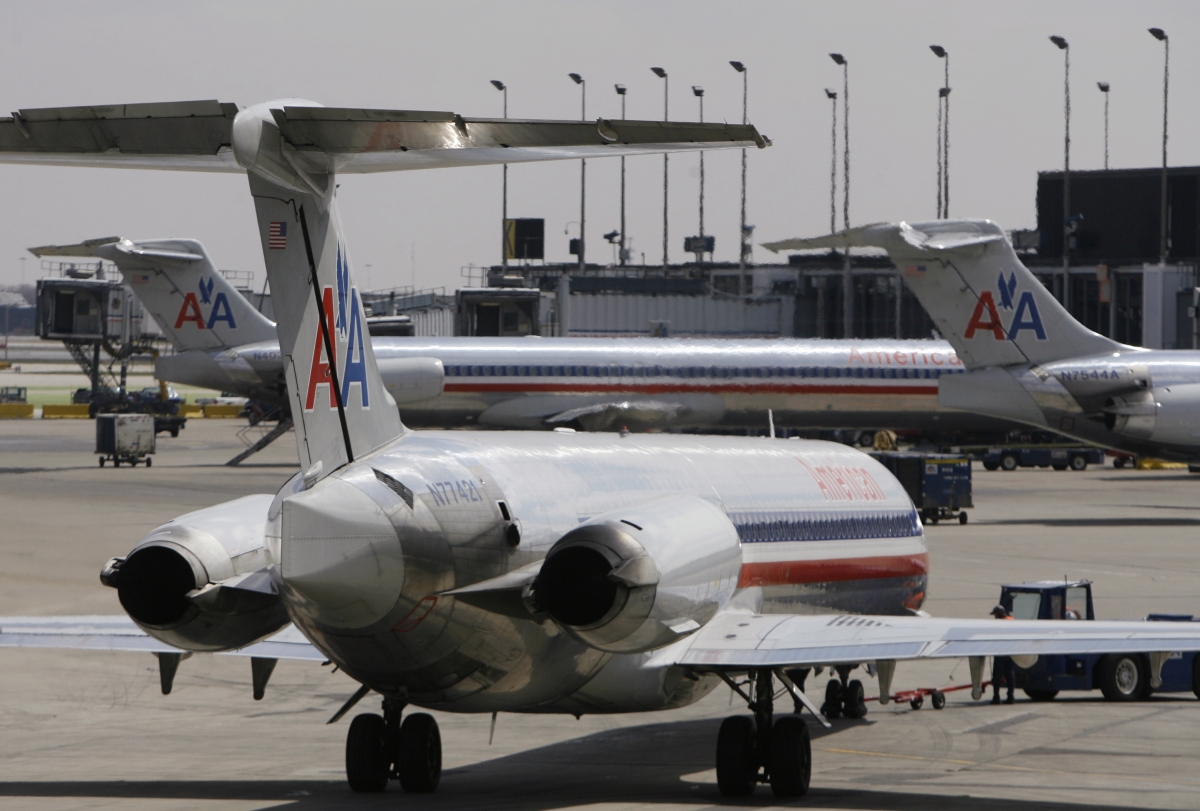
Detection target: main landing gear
<box><xmin>716</xmin><ymin>668</ymin><xmax>812</xmax><ymax>798</ymax></box>
<box><xmin>346</xmin><ymin>697</ymin><xmax>442</xmax><ymax>793</ymax></box>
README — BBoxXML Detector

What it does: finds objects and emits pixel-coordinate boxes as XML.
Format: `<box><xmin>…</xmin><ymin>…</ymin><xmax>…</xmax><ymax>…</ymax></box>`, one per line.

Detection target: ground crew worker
<box><xmin>990</xmin><ymin>605</ymin><xmax>1015</xmax><ymax>704</ymax></box>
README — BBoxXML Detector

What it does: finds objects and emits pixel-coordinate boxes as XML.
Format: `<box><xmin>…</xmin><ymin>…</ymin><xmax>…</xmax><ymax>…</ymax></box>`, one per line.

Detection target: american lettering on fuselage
<box><xmin>8</xmin><ymin>101</ymin><xmax>1200</xmax><ymax>804</ymax></box>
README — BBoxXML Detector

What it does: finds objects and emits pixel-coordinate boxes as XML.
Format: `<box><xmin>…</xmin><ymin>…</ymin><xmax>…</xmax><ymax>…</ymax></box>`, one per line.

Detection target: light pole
<box><xmin>693</xmin><ymin>86</ymin><xmax>705</xmax><ymax>247</ymax></box>
<box><xmin>1050</xmin><ymin>35</ymin><xmax>1070</xmax><ymax>310</ymax></box>
<box><xmin>1149</xmin><ymin>27</ymin><xmax>1169</xmax><ymax>265</ymax></box>
<box><xmin>730</xmin><ymin>61</ymin><xmax>749</xmax><ymax>293</ymax></box>
<box><xmin>651</xmin><ymin>67</ymin><xmax>668</xmax><ymax>271</ymax></box>
<box><xmin>1096</xmin><ymin>82</ymin><xmax>1110</xmax><ymax>170</ymax></box>
<box><xmin>930</xmin><ymin>46</ymin><xmax>949</xmax><ymax>218</ymax></box>
<box><xmin>830</xmin><ymin>52</ymin><xmax>852</xmax><ymax>337</ymax></box>
<box><xmin>615</xmin><ymin>84</ymin><xmax>627</xmax><ymax>265</ymax></box>
<box><xmin>491</xmin><ymin>80</ymin><xmax>508</xmax><ymax>267</ymax></box>
<box><xmin>825</xmin><ymin>89</ymin><xmax>837</xmax><ymax>234</ymax></box>
<box><xmin>569</xmin><ymin>73</ymin><xmax>586</xmax><ymax>271</ymax></box>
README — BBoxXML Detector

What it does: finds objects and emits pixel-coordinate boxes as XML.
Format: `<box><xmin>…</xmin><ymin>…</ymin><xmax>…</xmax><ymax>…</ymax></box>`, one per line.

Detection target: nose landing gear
<box><xmin>345</xmin><ymin>697</ymin><xmax>442</xmax><ymax>794</ymax></box>
<box><xmin>715</xmin><ymin>668</ymin><xmax>813</xmax><ymax>798</ymax></box>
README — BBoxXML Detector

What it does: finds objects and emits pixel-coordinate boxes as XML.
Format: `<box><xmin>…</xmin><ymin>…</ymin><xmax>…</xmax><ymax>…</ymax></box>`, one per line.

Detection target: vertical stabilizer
<box><xmin>765</xmin><ymin>220</ymin><xmax>1127</xmax><ymax>370</ymax></box>
<box><xmin>97</xmin><ymin>239</ymin><xmax>277</xmax><ymax>351</ymax></box>
<box><xmin>246</xmin><ymin>174</ymin><xmax>401</xmax><ymax>474</ymax></box>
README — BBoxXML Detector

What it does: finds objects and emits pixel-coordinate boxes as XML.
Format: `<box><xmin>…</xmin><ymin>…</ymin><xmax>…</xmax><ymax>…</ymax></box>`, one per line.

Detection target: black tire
<box><xmin>1024</xmin><ymin>688</ymin><xmax>1059</xmax><ymax>702</ymax></box>
<box><xmin>1052</xmin><ymin>464</ymin><xmax>1068</xmax><ymax>471</ymax></box>
<box><xmin>346</xmin><ymin>713</ymin><xmax>389</xmax><ymax>793</ymax></box>
<box><xmin>113</xmin><ymin>458</ymin><xmax>120</xmax><ymax>468</ymax></box>
<box><xmin>146</xmin><ymin>457</ymin><xmax>152</xmax><ymax>468</ymax></box>
<box><xmin>958</xmin><ymin>512</ymin><xmax>968</xmax><ymax>525</ymax></box>
<box><xmin>716</xmin><ymin>715</ymin><xmax>757</xmax><ymax>797</ymax></box>
<box><xmin>931</xmin><ymin>690</ymin><xmax>946</xmax><ymax>710</ymax></box>
<box><xmin>170</xmin><ymin>427</ymin><xmax>179</xmax><ymax>437</ymax></box>
<box><xmin>98</xmin><ymin>457</ymin><xmax>105</xmax><ymax>467</ymax></box>
<box><xmin>768</xmin><ymin>715</ymin><xmax>811</xmax><ymax>798</ymax></box>
<box><xmin>842</xmin><ymin>679</ymin><xmax>867</xmax><ymax>719</ymax></box>
<box><xmin>1000</xmin><ymin>454</ymin><xmax>1018</xmax><ymax>471</ymax></box>
<box><xmin>397</xmin><ymin>712</ymin><xmax>441</xmax><ymax>793</ymax></box>
<box><xmin>1192</xmin><ymin>655</ymin><xmax>1200</xmax><ymax>700</ymax></box>
<box><xmin>1069</xmin><ymin>455</ymin><xmax>1088</xmax><ymax>471</ymax></box>
<box><xmin>1114</xmin><ymin>456</ymin><xmax>1127</xmax><ymax>468</ymax></box>
<box><xmin>821</xmin><ymin>679</ymin><xmax>843</xmax><ymax>720</ymax></box>
<box><xmin>910</xmin><ymin>695</ymin><xmax>924</xmax><ymax>710</ymax></box>
<box><xmin>1096</xmin><ymin>654</ymin><xmax>1145</xmax><ymax>702</ymax></box>
<box><xmin>983</xmin><ymin>461</ymin><xmax>1000</xmax><ymax>471</ymax></box>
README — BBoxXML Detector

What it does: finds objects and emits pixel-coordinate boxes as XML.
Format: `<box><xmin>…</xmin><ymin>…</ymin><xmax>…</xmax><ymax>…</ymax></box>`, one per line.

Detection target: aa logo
<box><xmin>305</xmin><ymin>245</ymin><xmax>370</xmax><ymax>412</ymax></box>
<box><xmin>174</xmin><ymin>276</ymin><xmax>237</xmax><ymax>330</ymax></box>
<box><xmin>964</xmin><ymin>270</ymin><xmax>1046</xmax><ymax>341</ymax></box>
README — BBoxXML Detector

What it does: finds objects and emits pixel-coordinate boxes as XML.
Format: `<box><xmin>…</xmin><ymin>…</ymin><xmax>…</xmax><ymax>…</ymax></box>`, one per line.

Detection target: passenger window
<box><xmin>1010</xmin><ymin>592</ymin><xmax>1041</xmax><ymax>620</ymax></box>
<box><xmin>1066</xmin><ymin>586</ymin><xmax>1088</xmax><ymax>619</ymax></box>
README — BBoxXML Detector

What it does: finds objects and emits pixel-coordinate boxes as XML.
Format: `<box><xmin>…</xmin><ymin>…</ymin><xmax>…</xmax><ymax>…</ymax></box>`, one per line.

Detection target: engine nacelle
<box><xmin>1105</xmin><ymin>384</ymin><xmax>1200</xmax><ymax>448</ymax></box>
<box><xmin>101</xmin><ymin>494</ymin><xmax>289</xmax><ymax>652</ymax></box>
<box><xmin>531</xmin><ymin>495</ymin><xmax>741</xmax><ymax>654</ymax></box>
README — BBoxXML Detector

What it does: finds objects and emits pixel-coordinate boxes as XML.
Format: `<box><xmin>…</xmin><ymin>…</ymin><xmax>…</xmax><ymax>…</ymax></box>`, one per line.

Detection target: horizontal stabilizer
<box><xmin>27</xmin><ymin>237</ymin><xmax>121</xmax><ymax>258</ymax></box>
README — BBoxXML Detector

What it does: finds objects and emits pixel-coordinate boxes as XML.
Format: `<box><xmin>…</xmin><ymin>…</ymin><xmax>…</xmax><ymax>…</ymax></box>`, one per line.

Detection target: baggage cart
<box><xmin>95</xmin><ymin>413</ymin><xmax>156</xmax><ymax>467</ymax></box>
<box><xmin>869</xmin><ymin>451</ymin><xmax>972</xmax><ymax>525</ymax></box>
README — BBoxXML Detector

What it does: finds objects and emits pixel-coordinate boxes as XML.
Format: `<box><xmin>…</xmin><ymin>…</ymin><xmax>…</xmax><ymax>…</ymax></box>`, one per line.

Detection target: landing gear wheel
<box><xmin>345</xmin><ymin>713</ymin><xmax>389</xmax><ymax>793</ymax></box>
<box><xmin>1070</xmin><ymin>455</ymin><xmax>1088</xmax><ymax>471</ymax></box>
<box><xmin>1024</xmin><ymin>688</ymin><xmax>1059</xmax><ymax>701</ymax></box>
<box><xmin>716</xmin><ymin>715</ymin><xmax>757</xmax><ymax>797</ymax></box>
<box><xmin>931</xmin><ymin>690</ymin><xmax>946</xmax><ymax>710</ymax></box>
<box><xmin>910</xmin><ymin>695</ymin><xmax>924</xmax><ymax>710</ymax></box>
<box><xmin>1000</xmin><ymin>454</ymin><xmax>1018</xmax><ymax>471</ymax></box>
<box><xmin>1097</xmin><ymin>654</ymin><xmax>1145</xmax><ymax>702</ymax></box>
<box><xmin>397</xmin><ymin>712</ymin><xmax>441</xmax><ymax>793</ymax></box>
<box><xmin>768</xmin><ymin>715</ymin><xmax>811</xmax><ymax>798</ymax></box>
<box><xmin>821</xmin><ymin>679</ymin><xmax>844</xmax><ymax>719</ymax></box>
<box><xmin>842</xmin><ymin>679</ymin><xmax>867</xmax><ymax>719</ymax></box>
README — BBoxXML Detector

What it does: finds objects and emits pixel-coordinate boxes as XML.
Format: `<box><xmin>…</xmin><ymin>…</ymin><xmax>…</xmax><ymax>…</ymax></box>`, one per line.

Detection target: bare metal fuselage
<box><xmin>271</xmin><ymin>431</ymin><xmax>927</xmax><ymax>715</ymax></box>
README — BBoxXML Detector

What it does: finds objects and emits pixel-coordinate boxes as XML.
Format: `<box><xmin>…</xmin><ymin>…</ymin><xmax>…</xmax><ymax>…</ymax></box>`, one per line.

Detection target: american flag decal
<box><xmin>268</xmin><ymin>221</ymin><xmax>287</xmax><ymax>250</ymax></box>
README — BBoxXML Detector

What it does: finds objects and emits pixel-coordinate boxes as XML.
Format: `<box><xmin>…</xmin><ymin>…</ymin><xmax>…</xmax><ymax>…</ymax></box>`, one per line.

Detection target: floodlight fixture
<box><xmin>569</xmin><ymin>73</ymin><xmax>583</xmax><ymax>85</ymax></box>
<box><xmin>490</xmin><ymin>80</ymin><xmax>505</xmax><ymax>92</ymax></box>
<box><xmin>614</xmin><ymin>84</ymin><xmax>626</xmax><ymax>95</ymax></box>
<box><xmin>930</xmin><ymin>45</ymin><xmax>946</xmax><ymax>58</ymax></box>
<box><xmin>1050</xmin><ymin>35</ymin><xmax>1068</xmax><ymax>50</ymax></box>
<box><xmin>729</xmin><ymin>60</ymin><xmax>746</xmax><ymax>73</ymax></box>
<box><xmin>1149</xmin><ymin>27</ymin><xmax>1167</xmax><ymax>41</ymax></box>
<box><xmin>829</xmin><ymin>53</ymin><xmax>845</xmax><ymax>66</ymax></box>
<box><xmin>650</xmin><ymin>67</ymin><xmax>666</xmax><ymax>78</ymax></box>
<box><xmin>692</xmin><ymin>86</ymin><xmax>704</xmax><ymax>97</ymax></box>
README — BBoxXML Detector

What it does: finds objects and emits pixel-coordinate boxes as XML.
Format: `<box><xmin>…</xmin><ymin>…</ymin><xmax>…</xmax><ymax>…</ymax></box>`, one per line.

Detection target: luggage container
<box><xmin>869</xmin><ymin>451</ymin><xmax>972</xmax><ymax>524</ymax></box>
<box><xmin>95</xmin><ymin>413</ymin><xmax>155</xmax><ymax>467</ymax></box>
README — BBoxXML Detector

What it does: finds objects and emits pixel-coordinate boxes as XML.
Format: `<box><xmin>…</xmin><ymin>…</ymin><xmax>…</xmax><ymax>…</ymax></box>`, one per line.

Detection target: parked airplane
<box><xmin>31</xmin><ymin>236</ymin><xmax>1012</xmax><ymax>435</ymax></box>
<box><xmin>4</xmin><ymin>101</ymin><xmax>1200</xmax><ymax>800</ymax></box>
<box><xmin>767</xmin><ymin>220</ymin><xmax>1200</xmax><ymax>463</ymax></box>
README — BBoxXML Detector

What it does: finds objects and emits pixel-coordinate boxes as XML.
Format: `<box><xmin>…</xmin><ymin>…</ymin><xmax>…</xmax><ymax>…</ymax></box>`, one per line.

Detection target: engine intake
<box><xmin>531</xmin><ymin>495</ymin><xmax>741</xmax><ymax>654</ymax></box>
<box><xmin>1105</xmin><ymin>384</ymin><xmax>1200</xmax><ymax>449</ymax></box>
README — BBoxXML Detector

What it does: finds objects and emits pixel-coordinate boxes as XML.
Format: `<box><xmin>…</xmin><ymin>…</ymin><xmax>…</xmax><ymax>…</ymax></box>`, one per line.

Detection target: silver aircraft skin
<box><xmin>769</xmin><ymin>220</ymin><xmax>1200</xmax><ymax>462</ymax></box>
<box><xmin>6</xmin><ymin>99</ymin><xmax>1200</xmax><ymax>799</ymax></box>
<box><xmin>75</xmin><ymin>237</ymin><xmax>1007</xmax><ymax>433</ymax></box>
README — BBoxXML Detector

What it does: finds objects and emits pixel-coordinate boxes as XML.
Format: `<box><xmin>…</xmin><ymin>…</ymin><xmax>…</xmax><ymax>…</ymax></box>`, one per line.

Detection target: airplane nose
<box><xmin>280</xmin><ymin>475</ymin><xmax>404</xmax><ymax>629</ymax></box>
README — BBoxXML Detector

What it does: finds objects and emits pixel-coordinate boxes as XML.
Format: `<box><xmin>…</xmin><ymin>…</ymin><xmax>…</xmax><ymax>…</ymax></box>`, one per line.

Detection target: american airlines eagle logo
<box><xmin>304</xmin><ymin>245</ymin><xmax>370</xmax><ymax>412</ymax></box>
<box><xmin>173</xmin><ymin>275</ymin><xmax>237</xmax><ymax>330</ymax></box>
<box><xmin>964</xmin><ymin>271</ymin><xmax>1047</xmax><ymax>341</ymax></box>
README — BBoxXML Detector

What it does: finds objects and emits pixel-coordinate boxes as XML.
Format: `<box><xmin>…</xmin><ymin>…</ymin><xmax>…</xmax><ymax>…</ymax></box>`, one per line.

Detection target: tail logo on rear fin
<box><xmin>173</xmin><ymin>276</ymin><xmax>237</xmax><ymax>331</ymax></box>
<box><xmin>964</xmin><ymin>273</ymin><xmax>1046</xmax><ymax>342</ymax></box>
<box><xmin>304</xmin><ymin>245</ymin><xmax>370</xmax><ymax>412</ymax></box>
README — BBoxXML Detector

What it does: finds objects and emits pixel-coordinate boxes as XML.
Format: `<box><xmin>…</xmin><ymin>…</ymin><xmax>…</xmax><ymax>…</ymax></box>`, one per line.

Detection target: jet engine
<box><xmin>100</xmin><ymin>494</ymin><xmax>289</xmax><ymax>652</ymax></box>
<box><xmin>530</xmin><ymin>495</ymin><xmax>741</xmax><ymax>654</ymax></box>
<box><xmin>1104</xmin><ymin>384</ymin><xmax>1200</xmax><ymax>448</ymax></box>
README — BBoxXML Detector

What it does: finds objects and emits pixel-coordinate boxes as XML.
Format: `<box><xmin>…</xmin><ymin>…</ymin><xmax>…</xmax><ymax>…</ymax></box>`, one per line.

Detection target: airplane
<box><xmin>766</xmin><ymin>220</ymin><xmax>1200</xmax><ymax>464</ymax></box>
<box><xmin>30</xmin><ymin>235</ymin><xmax>1016</xmax><ymax>435</ymax></box>
<box><xmin>4</xmin><ymin>100</ymin><xmax>1200</xmax><ymax>800</ymax></box>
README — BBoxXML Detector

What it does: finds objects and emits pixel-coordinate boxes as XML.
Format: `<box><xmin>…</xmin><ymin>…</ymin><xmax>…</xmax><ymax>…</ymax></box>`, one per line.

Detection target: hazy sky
<box><xmin>0</xmin><ymin>0</ymin><xmax>1195</xmax><ymax>292</ymax></box>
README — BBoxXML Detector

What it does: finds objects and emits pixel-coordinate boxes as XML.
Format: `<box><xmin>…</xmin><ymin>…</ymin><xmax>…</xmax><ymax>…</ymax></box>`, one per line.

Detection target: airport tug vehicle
<box><xmin>6</xmin><ymin>101</ymin><xmax>1200</xmax><ymax>800</ymax></box>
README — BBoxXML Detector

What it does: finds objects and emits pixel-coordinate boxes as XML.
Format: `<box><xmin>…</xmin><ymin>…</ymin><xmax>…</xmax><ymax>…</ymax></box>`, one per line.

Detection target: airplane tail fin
<box><xmin>30</xmin><ymin>237</ymin><xmax>277</xmax><ymax>352</ymax></box>
<box><xmin>764</xmin><ymin>220</ymin><xmax>1126</xmax><ymax>370</ymax></box>
<box><xmin>248</xmin><ymin>173</ymin><xmax>402</xmax><ymax>474</ymax></box>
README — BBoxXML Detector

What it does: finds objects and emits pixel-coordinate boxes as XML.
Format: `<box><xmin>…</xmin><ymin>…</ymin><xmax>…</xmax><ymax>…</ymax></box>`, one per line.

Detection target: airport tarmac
<box><xmin>2</xmin><ymin>419</ymin><xmax>1200</xmax><ymax>810</ymax></box>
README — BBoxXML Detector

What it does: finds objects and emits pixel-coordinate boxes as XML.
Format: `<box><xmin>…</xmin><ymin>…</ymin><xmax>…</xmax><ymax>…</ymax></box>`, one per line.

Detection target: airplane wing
<box><xmin>0</xmin><ymin>615</ymin><xmax>325</xmax><ymax>661</ymax></box>
<box><xmin>0</xmin><ymin>100</ymin><xmax>766</xmax><ymax>173</ymax></box>
<box><xmin>678</xmin><ymin>612</ymin><xmax>1200</xmax><ymax>669</ymax></box>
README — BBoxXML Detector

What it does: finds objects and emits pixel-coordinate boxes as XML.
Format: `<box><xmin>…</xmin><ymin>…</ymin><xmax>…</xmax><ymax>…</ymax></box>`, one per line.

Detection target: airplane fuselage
<box><xmin>160</xmin><ymin>336</ymin><xmax>1016</xmax><ymax>434</ymax></box>
<box><xmin>269</xmin><ymin>430</ymin><xmax>926</xmax><ymax>715</ymax></box>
